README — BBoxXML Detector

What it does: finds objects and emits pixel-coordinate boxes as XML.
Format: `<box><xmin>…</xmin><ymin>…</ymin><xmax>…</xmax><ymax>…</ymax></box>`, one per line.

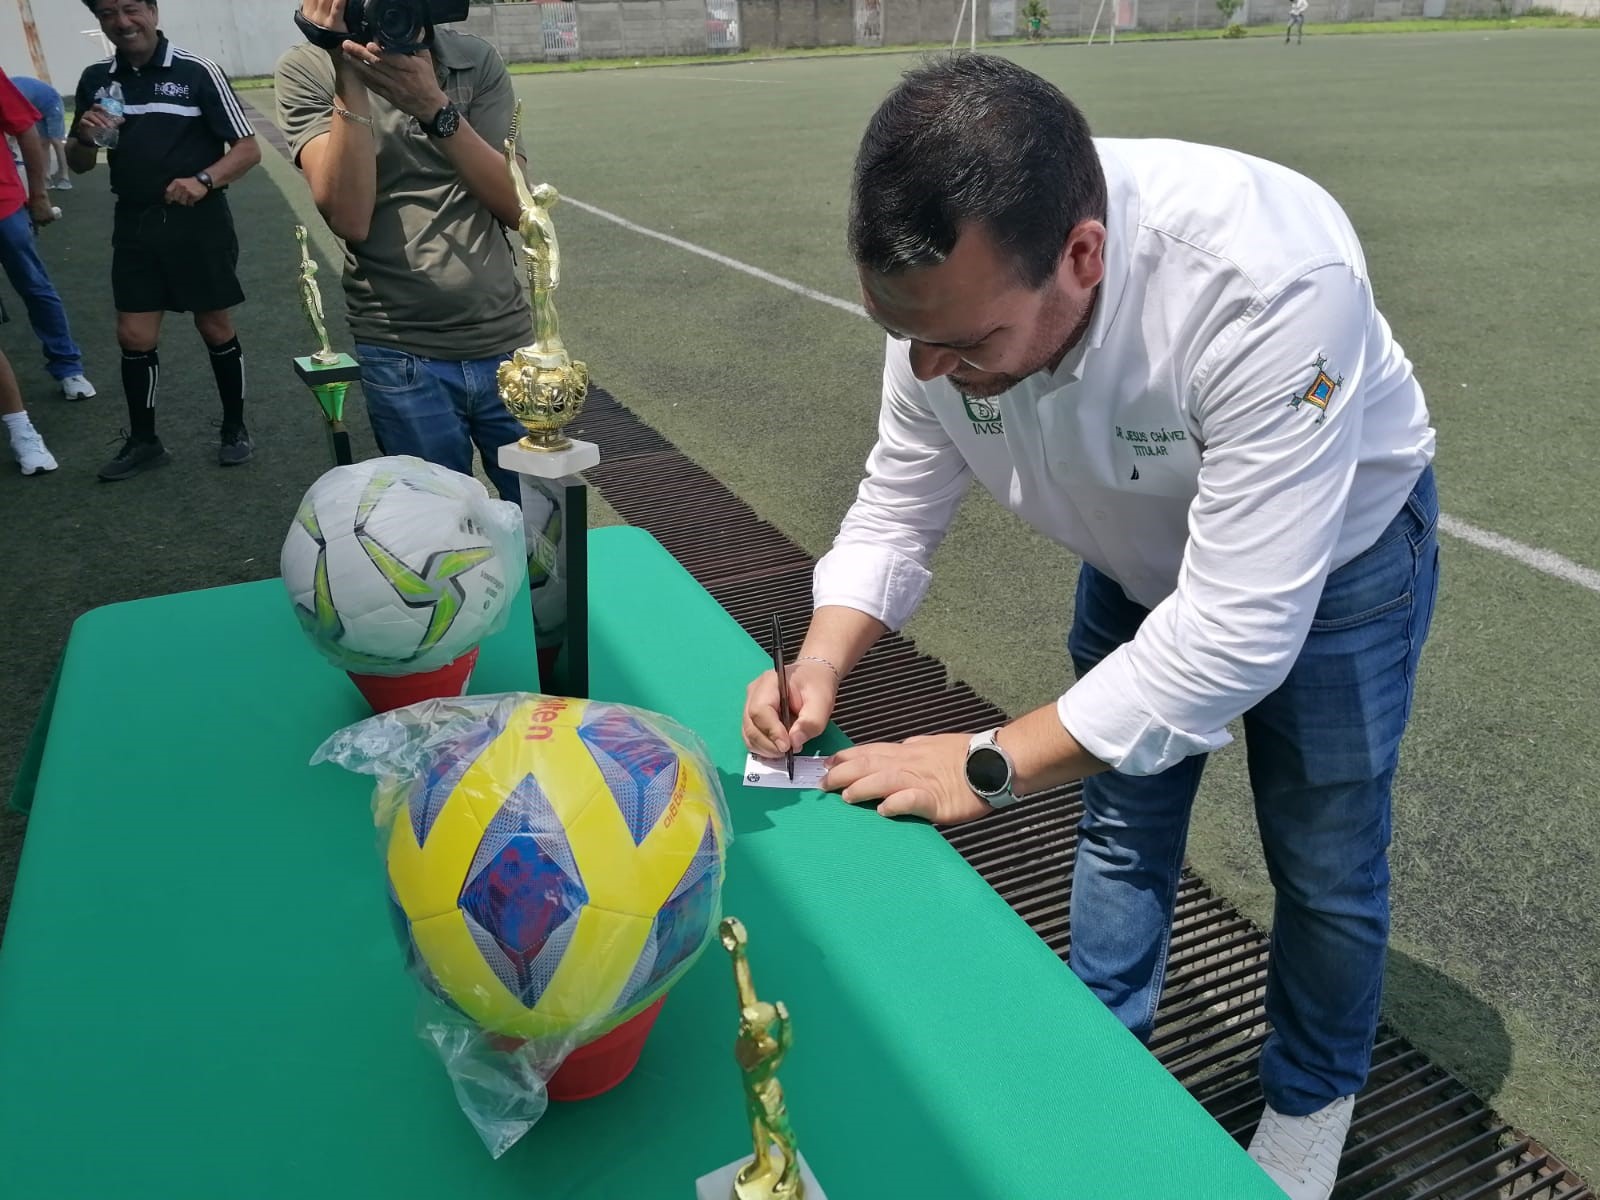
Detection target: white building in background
<box><xmin>1</xmin><ymin>1</ymin><xmax>302</xmax><ymax>90</ymax></box>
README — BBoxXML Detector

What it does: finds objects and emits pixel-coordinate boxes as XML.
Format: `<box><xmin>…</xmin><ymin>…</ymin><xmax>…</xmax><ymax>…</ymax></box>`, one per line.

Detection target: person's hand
<box><xmin>823</xmin><ymin>734</ymin><xmax>993</xmax><ymax>824</ymax></box>
<box><xmin>340</xmin><ymin>44</ymin><xmax>448</xmax><ymax>121</ymax></box>
<box><xmin>74</xmin><ymin>106</ymin><xmax>119</xmax><ymax>145</ymax></box>
<box><xmin>742</xmin><ymin>659</ymin><xmax>838</xmax><ymax>759</ymax></box>
<box><xmin>300</xmin><ymin>0</ymin><xmax>349</xmax><ymax>35</ymax></box>
<box><xmin>27</xmin><ymin>192</ymin><xmax>56</xmax><ymax>227</ymax></box>
<box><xmin>163</xmin><ymin>177</ymin><xmax>208</xmax><ymax>207</ymax></box>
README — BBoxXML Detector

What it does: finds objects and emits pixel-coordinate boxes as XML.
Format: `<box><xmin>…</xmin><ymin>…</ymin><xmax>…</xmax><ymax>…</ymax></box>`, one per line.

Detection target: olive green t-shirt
<box><xmin>274</xmin><ymin>31</ymin><xmax>532</xmax><ymax>360</ymax></box>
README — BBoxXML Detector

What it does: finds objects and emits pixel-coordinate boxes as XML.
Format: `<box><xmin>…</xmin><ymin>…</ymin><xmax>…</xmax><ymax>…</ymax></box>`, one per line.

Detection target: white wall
<box><xmin>0</xmin><ymin>1</ymin><xmax>311</xmax><ymax>94</ymax></box>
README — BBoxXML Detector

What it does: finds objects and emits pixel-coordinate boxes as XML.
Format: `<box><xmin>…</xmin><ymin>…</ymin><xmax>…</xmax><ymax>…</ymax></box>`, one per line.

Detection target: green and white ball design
<box><xmin>281</xmin><ymin>456</ymin><xmax>524</xmax><ymax>676</ymax></box>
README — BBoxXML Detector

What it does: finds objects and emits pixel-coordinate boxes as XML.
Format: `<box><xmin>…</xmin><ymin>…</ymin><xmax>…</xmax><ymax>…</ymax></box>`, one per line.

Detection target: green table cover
<box><xmin>0</xmin><ymin>526</ymin><xmax>1277</xmax><ymax>1198</ymax></box>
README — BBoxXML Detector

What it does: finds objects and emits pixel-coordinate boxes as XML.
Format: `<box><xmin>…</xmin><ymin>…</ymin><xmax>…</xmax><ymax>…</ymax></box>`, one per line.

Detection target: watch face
<box><xmin>431</xmin><ymin>104</ymin><xmax>460</xmax><ymax>137</ymax></box>
<box><xmin>966</xmin><ymin>745</ymin><xmax>1010</xmax><ymax>795</ymax></box>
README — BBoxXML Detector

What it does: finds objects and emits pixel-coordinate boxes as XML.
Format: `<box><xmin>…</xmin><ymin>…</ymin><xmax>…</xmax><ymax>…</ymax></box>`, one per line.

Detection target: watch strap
<box><xmin>965</xmin><ymin>728</ymin><xmax>1020</xmax><ymax>809</ymax></box>
<box><xmin>423</xmin><ymin>101</ymin><xmax>459</xmax><ymax>138</ymax></box>
<box><xmin>294</xmin><ymin>10</ymin><xmax>349</xmax><ymax>52</ymax></box>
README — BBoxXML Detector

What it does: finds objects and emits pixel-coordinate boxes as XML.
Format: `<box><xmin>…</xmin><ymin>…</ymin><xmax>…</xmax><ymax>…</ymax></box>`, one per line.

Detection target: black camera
<box><xmin>295</xmin><ymin>0</ymin><xmax>470</xmax><ymax>55</ymax></box>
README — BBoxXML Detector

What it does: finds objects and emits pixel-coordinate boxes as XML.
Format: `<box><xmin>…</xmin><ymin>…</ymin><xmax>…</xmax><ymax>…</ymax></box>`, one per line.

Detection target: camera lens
<box><xmin>371</xmin><ymin>0</ymin><xmax>425</xmax><ymax>44</ymax></box>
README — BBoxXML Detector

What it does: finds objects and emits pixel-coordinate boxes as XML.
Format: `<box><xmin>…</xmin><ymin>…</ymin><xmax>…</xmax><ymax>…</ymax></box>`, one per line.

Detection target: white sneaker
<box><xmin>50</xmin><ymin>177</ymin><xmax>73</xmax><ymax>190</ymax></box>
<box><xmin>1248</xmin><ymin>1094</ymin><xmax>1353</xmax><ymax>1199</ymax></box>
<box><xmin>61</xmin><ymin>374</ymin><xmax>96</xmax><ymax>400</ymax></box>
<box><xmin>11</xmin><ymin>424</ymin><xmax>59</xmax><ymax>475</ymax></box>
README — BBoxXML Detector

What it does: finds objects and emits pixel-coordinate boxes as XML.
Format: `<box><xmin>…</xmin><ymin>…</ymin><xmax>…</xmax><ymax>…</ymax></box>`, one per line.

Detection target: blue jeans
<box><xmin>1066</xmin><ymin>466</ymin><xmax>1440</xmax><ymax>1115</ymax></box>
<box><xmin>0</xmin><ymin>206</ymin><xmax>85</xmax><ymax>381</ymax></box>
<box><xmin>355</xmin><ymin>342</ymin><xmax>529</xmax><ymax>501</ymax></box>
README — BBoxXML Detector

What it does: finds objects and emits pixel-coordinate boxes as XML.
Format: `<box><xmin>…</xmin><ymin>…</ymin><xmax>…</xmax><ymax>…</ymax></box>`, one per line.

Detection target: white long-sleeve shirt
<box><xmin>814</xmin><ymin>138</ymin><xmax>1436</xmax><ymax>776</ymax></box>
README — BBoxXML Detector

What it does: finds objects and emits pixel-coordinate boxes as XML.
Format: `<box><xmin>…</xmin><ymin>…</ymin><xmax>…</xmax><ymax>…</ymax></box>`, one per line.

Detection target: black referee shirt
<box><xmin>74</xmin><ymin>33</ymin><xmax>254</xmax><ymax>207</ymax></box>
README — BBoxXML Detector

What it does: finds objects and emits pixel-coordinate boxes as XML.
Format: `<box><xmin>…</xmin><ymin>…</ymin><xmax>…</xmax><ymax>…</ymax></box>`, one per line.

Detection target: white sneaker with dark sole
<box><xmin>61</xmin><ymin>374</ymin><xmax>97</xmax><ymax>401</ymax></box>
<box><xmin>1248</xmin><ymin>1094</ymin><xmax>1354</xmax><ymax>1200</ymax></box>
<box><xmin>11</xmin><ymin>426</ymin><xmax>59</xmax><ymax>475</ymax></box>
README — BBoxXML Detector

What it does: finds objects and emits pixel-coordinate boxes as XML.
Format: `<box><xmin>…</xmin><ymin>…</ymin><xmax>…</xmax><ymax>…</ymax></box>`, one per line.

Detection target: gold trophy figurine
<box><xmin>721</xmin><ymin>917</ymin><xmax>805</xmax><ymax>1200</ymax></box>
<box><xmin>290</xmin><ymin>225</ymin><xmax>362</xmax><ymax>465</ymax></box>
<box><xmin>296</xmin><ymin>224</ymin><xmax>339</xmax><ymax>367</ymax></box>
<box><xmin>497</xmin><ymin>100</ymin><xmax>590</xmax><ymax>451</ymax></box>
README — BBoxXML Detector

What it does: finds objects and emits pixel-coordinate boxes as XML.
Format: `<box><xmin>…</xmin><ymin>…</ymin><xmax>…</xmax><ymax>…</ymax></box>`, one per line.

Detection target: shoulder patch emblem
<box><xmin>1286</xmin><ymin>355</ymin><xmax>1342</xmax><ymax>426</ymax></box>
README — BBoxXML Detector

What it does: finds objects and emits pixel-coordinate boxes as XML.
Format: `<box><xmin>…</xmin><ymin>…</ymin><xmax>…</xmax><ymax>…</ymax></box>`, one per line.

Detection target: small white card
<box><xmin>742</xmin><ymin>753</ymin><xmax>830</xmax><ymax>790</ymax></box>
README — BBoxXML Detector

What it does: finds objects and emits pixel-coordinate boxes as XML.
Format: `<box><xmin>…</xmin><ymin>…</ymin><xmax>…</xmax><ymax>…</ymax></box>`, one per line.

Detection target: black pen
<box><xmin>770</xmin><ymin>613</ymin><xmax>794</xmax><ymax>780</ymax></box>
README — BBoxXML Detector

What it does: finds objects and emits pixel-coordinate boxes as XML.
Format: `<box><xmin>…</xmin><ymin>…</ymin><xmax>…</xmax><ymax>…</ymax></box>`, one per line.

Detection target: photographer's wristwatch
<box><xmin>195</xmin><ymin>171</ymin><xmax>215</xmax><ymax>191</ymax></box>
<box><xmin>423</xmin><ymin>101</ymin><xmax>460</xmax><ymax>140</ymax></box>
<box><xmin>965</xmin><ymin>728</ymin><xmax>1020</xmax><ymax>809</ymax></box>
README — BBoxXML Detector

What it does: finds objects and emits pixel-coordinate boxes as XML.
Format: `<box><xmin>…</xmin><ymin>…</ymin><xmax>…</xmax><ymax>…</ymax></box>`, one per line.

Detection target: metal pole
<box><xmin>1087</xmin><ymin>0</ymin><xmax>1109</xmax><ymax>43</ymax></box>
<box><xmin>951</xmin><ymin>0</ymin><xmax>970</xmax><ymax>48</ymax></box>
<box><xmin>14</xmin><ymin>0</ymin><xmax>52</xmax><ymax>83</ymax></box>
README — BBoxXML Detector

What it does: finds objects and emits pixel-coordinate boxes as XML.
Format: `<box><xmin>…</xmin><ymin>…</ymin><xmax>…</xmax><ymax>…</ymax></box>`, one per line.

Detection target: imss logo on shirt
<box><xmin>1287</xmin><ymin>354</ymin><xmax>1343</xmax><ymax>426</ymax></box>
<box><xmin>962</xmin><ymin>395</ymin><xmax>1004</xmax><ymax>434</ymax></box>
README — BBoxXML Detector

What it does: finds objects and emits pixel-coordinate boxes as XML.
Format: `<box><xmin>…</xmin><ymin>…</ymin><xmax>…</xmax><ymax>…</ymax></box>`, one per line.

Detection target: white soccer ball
<box><xmin>281</xmin><ymin>456</ymin><xmax>526</xmax><ymax>676</ymax></box>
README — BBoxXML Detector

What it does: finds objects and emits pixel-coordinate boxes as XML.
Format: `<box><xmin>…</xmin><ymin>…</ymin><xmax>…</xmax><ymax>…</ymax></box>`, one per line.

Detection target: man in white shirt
<box><xmin>741</xmin><ymin>56</ymin><xmax>1439</xmax><ymax>1200</ymax></box>
<box><xmin>1288</xmin><ymin>0</ymin><xmax>1309</xmax><ymax>42</ymax></box>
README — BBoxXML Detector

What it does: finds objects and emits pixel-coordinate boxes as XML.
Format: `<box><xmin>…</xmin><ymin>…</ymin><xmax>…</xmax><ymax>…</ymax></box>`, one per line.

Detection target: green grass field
<box><xmin>4</xmin><ymin>25</ymin><xmax>1598</xmax><ymax>1185</ymax></box>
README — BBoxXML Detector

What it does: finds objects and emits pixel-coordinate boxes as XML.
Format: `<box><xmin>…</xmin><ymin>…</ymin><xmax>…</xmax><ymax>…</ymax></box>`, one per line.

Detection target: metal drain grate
<box><xmin>570</xmin><ymin>386</ymin><xmax>1594</xmax><ymax>1200</ymax></box>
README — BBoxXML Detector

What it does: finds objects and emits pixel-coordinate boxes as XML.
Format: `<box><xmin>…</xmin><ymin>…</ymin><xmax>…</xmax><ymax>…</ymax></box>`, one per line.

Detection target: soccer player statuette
<box><xmin>713</xmin><ymin>917</ymin><xmax>816</xmax><ymax>1200</ymax></box>
<box><xmin>291</xmin><ymin>224</ymin><xmax>362</xmax><ymax>465</ymax></box>
<box><xmin>497</xmin><ymin>100</ymin><xmax>590</xmax><ymax>452</ymax></box>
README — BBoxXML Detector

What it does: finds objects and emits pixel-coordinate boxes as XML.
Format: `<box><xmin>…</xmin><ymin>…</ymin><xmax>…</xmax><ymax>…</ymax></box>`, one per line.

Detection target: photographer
<box><xmin>275</xmin><ymin>0</ymin><xmax>534</xmax><ymax>500</ymax></box>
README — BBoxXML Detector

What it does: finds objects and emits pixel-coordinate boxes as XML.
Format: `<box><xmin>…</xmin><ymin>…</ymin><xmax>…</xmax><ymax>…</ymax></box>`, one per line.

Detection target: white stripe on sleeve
<box><xmin>174</xmin><ymin>50</ymin><xmax>255</xmax><ymax>139</ymax></box>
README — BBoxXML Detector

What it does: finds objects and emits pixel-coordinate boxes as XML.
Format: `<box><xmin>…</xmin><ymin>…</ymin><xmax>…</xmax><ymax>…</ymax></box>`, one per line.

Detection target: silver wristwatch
<box><xmin>964</xmin><ymin>728</ymin><xmax>1019</xmax><ymax>809</ymax></box>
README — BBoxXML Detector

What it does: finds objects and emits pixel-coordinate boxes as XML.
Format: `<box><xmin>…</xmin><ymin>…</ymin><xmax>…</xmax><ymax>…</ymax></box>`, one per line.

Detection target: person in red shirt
<box><xmin>0</xmin><ymin>70</ymin><xmax>77</xmax><ymax>475</ymax></box>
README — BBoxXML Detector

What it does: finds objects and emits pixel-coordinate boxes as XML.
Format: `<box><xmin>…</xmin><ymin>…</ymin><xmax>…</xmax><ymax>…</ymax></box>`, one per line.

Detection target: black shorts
<box><xmin>112</xmin><ymin>193</ymin><xmax>245</xmax><ymax>314</ymax></box>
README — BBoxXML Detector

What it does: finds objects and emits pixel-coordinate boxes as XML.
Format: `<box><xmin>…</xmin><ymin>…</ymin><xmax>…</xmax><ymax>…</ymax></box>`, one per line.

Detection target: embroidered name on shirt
<box><xmin>962</xmin><ymin>395</ymin><xmax>1003</xmax><ymax>435</ymax></box>
<box><xmin>1115</xmin><ymin>425</ymin><xmax>1188</xmax><ymax>457</ymax></box>
<box><xmin>153</xmin><ymin>81</ymin><xmax>191</xmax><ymax>100</ymax></box>
<box><xmin>1286</xmin><ymin>354</ymin><xmax>1342</xmax><ymax>426</ymax></box>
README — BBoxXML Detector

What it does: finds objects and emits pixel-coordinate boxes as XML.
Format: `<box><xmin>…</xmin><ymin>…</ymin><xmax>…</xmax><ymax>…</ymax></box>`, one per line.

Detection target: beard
<box><xmin>950</xmin><ymin>287</ymin><xmax>1097</xmax><ymax>400</ymax></box>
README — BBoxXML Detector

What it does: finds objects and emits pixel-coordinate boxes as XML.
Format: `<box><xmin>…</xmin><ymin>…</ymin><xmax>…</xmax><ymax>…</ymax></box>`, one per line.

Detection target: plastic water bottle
<box><xmin>92</xmin><ymin>81</ymin><xmax>125</xmax><ymax>149</ymax></box>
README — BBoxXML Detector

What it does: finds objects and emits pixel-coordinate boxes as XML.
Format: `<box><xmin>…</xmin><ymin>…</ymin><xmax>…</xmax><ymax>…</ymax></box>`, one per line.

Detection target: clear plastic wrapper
<box><xmin>282</xmin><ymin>456</ymin><xmax>527</xmax><ymax>677</ymax></box>
<box><xmin>314</xmin><ymin>692</ymin><xmax>732</xmax><ymax>1157</ymax></box>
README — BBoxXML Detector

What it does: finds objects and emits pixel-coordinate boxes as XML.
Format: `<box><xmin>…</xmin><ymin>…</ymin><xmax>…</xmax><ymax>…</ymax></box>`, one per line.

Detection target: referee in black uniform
<box><xmin>70</xmin><ymin>0</ymin><xmax>262</xmax><ymax>481</ymax></box>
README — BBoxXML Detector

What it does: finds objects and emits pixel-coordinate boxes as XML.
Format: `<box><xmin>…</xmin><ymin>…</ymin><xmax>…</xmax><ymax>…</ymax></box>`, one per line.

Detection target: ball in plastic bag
<box><xmin>281</xmin><ymin>456</ymin><xmax>521</xmax><ymax>675</ymax></box>
<box><xmin>387</xmin><ymin>696</ymin><xmax>727</xmax><ymax>1042</ymax></box>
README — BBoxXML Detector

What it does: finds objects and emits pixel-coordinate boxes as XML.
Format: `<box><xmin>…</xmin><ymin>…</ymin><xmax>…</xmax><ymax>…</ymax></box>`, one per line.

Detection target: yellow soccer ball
<box><xmin>385</xmin><ymin>695</ymin><xmax>727</xmax><ymax>1042</ymax></box>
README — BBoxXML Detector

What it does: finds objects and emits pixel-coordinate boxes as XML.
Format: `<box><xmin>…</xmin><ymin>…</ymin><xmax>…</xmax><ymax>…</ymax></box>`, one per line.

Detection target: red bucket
<box><xmin>547</xmin><ymin>996</ymin><xmax>667</xmax><ymax>1103</ymax></box>
<box><xmin>346</xmin><ymin>646</ymin><xmax>480</xmax><ymax>713</ymax></box>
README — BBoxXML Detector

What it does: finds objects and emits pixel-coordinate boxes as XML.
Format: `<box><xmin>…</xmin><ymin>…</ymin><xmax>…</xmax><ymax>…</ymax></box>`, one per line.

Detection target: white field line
<box><xmin>564</xmin><ymin>197</ymin><xmax>1600</xmax><ymax>596</ymax></box>
<box><xmin>656</xmin><ymin>74</ymin><xmax>788</xmax><ymax>83</ymax></box>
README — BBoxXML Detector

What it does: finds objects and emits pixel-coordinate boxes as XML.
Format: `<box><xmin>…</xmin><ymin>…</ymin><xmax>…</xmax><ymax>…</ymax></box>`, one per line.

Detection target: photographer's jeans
<box><xmin>1066</xmin><ymin>466</ymin><xmax>1440</xmax><ymax>1116</ymax></box>
<box><xmin>355</xmin><ymin>343</ymin><xmax>529</xmax><ymax>501</ymax></box>
<box><xmin>0</xmin><ymin>207</ymin><xmax>87</xmax><ymax>382</ymax></box>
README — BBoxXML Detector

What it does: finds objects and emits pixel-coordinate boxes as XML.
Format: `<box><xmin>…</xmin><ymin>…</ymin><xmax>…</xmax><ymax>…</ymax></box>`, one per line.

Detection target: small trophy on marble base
<box><xmin>695</xmin><ymin>918</ymin><xmax>827</xmax><ymax>1200</ymax></box>
<box><xmin>496</xmin><ymin>100</ymin><xmax>596</xmax><ymax>697</ymax></box>
<box><xmin>291</xmin><ymin>224</ymin><xmax>361</xmax><ymax>466</ymax></box>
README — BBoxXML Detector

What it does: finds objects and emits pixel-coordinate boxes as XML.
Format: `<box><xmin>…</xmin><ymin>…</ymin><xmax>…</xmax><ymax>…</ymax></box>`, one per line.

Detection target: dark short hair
<box><xmin>81</xmin><ymin>0</ymin><xmax>156</xmax><ymax>12</ymax></box>
<box><xmin>850</xmin><ymin>55</ymin><xmax>1106</xmax><ymax>289</ymax></box>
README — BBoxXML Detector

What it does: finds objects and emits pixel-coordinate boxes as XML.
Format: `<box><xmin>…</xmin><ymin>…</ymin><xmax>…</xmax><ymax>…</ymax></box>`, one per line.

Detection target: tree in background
<box><xmin>1216</xmin><ymin>0</ymin><xmax>1246</xmax><ymax>35</ymax></box>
